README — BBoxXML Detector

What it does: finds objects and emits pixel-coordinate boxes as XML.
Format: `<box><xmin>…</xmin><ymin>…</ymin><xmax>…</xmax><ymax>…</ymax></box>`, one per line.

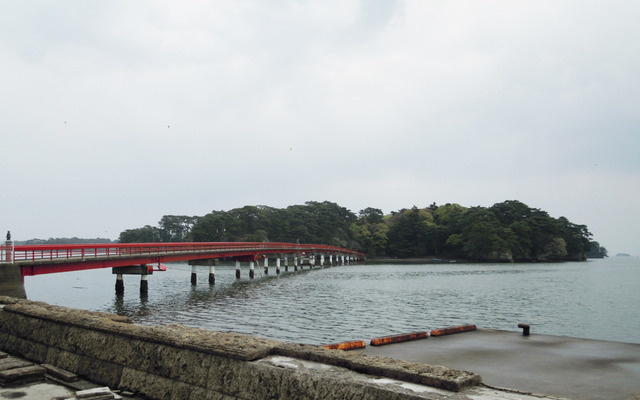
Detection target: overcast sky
<box><xmin>1</xmin><ymin>1</ymin><xmax>638</xmax><ymax>256</ymax></box>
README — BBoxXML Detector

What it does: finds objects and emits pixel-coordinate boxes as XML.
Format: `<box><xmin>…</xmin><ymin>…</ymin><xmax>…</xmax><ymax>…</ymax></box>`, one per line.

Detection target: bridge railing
<box><xmin>10</xmin><ymin>242</ymin><xmax>365</xmax><ymax>263</ymax></box>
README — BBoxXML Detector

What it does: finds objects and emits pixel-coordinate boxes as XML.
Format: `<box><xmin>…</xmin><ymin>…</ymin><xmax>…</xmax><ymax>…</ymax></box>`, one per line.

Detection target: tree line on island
<box><xmin>117</xmin><ymin>200</ymin><xmax>607</xmax><ymax>262</ymax></box>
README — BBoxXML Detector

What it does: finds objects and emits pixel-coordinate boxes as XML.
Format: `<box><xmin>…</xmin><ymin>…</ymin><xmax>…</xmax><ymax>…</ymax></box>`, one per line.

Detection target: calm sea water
<box><xmin>23</xmin><ymin>257</ymin><xmax>640</xmax><ymax>345</ymax></box>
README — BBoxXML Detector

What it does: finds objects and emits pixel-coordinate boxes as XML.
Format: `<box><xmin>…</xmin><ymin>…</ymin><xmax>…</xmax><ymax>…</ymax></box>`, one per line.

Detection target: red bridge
<box><xmin>1</xmin><ymin>242</ymin><xmax>365</xmax><ymax>295</ymax></box>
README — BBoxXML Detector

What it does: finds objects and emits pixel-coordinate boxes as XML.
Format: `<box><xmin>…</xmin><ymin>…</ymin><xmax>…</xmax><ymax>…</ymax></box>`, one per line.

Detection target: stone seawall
<box><xmin>0</xmin><ymin>297</ymin><xmax>481</xmax><ymax>399</ymax></box>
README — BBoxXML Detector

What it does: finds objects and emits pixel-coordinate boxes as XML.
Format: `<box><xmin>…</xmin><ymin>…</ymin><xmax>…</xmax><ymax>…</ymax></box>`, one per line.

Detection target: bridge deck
<box><xmin>1</xmin><ymin>242</ymin><xmax>365</xmax><ymax>276</ymax></box>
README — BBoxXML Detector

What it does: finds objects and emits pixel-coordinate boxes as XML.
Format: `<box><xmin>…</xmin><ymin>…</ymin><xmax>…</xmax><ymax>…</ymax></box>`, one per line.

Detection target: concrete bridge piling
<box><xmin>112</xmin><ymin>265</ymin><xmax>151</xmax><ymax>296</ymax></box>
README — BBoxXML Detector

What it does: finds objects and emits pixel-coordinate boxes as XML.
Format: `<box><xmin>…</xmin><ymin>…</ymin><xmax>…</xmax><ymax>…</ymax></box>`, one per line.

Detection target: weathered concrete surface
<box><xmin>0</xmin><ymin>296</ymin><xmax>488</xmax><ymax>399</ymax></box>
<box><xmin>0</xmin><ymin>382</ymin><xmax>75</xmax><ymax>400</ymax></box>
<box><xmin>359</xmin><ymin>329</ymin><xmax>640</xmax><ymax>400</ymax></box>
<box><xmin>0</xmin><ymin>264</ymin><xmax>26</xmax><ymax>298</ymax></box>
<box><xmin>275</xmin><ymin>342</ymin><xmax>481</xmax><ymax>392</ymax></box>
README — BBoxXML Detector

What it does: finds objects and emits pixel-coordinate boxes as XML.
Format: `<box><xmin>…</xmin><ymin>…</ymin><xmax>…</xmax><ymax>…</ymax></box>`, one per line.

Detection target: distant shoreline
<box><xmin>363</xmin><ymin>256</ymin><xmax>605</xmax><ymax>264</ymax></box>
<box><xmin>365</xmin><ymin>257</ymin><xmax>464</xmax><ymax>264</ymax></box>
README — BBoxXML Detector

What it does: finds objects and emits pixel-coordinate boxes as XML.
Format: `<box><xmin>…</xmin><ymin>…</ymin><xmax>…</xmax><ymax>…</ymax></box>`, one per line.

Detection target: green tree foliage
<box><xmin>433</xmin><ymin>203</ymin><xmax>467</xmax><ymax>255</ymax></box>
<box><xmin>158</xmin><ymin>215</ymin><xmax>198</xmax><ymax>242</ymax></box>
<box><xmin>118</xmin><ymin>225</ymin><xmax>161</xmax><ymax>243</ymax></box>
<box><xmin>352</xmin><ymin>208</ymin><xmax>388</xmax><ymax>256</ymax></box>
<box><xmin>459</xmin><ymin>207</ymin><xmax>518</xmax><ymax>261</ymax></box>
<box><xmin>586</xmin><ymin>241</ymin><xmax>608</xmax><ymax>258</ymax></box>
<box><xmin>117</xmin><ymin>199</ymin><xmax>598</xmax><ymax>262</ymax></box>
<box><xmin>189</xmin><ymin>211</ymin><xmax>236</xmax><ymax>242</ymax></box>
<box><xmin>358</xmin><ymin>207</ymin><xmax>384</xmax><ymax>224</ymax></box>
<box><xmin>385</xmin><ymin>207</ymin><xmax>434</xmax><ymax>257</ymax></box>
<box><xmin>380</xmin><ymin>200</ymin><xmax>594</xmax><ymax>261</ymax></box>
<box><xmin>189</xmin><ymin>201</ymin><xmax>356</xmax><ymax>247</ymax></box>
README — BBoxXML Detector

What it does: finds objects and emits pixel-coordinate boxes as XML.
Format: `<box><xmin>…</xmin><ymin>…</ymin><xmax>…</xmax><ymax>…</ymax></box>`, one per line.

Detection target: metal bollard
<box><xmin>518</xmin><ymin>323</ymin><xmax>530</xmax><ymax>336</ymax></box>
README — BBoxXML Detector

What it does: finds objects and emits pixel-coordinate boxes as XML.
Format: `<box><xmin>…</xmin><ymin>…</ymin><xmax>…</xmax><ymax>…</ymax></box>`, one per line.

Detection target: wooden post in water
<box><xmin>236</xmin><ymin>260</ymin><xmax>241</xmax><ymax>279</ymax></box>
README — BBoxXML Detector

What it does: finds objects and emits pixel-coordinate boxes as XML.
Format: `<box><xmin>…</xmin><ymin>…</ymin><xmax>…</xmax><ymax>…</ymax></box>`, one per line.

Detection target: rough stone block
<box><xmin>45</xmin><ymin>347</ymin><xmax>82</xmax><ymax>374</ymax></box>
<box><xmin>135</xmin><ymin>344</ymin><xmax>212</xmax><ymax>387</ymax></box>
<box><xmin>203</xmin><ymin>390</ymin><xmax>237</xmax><ymax>400</ymax></box>
<box><xmin>8</xmin><ymin>336</ymin><xmax>48</xmax><ymax>363</ymax></box>
<box><xmin>0</xmin><ymin>312</ymin><xmax>46</xmax><ymax>342</ymax></box>
<box><xmin>77</xmin><ymin>356</ymin><xmax>123</xmax><ymax>388</ymax></box>
<box><xmin>0</xmin><ymin>333</ymin><xmax>9</xmax><ymax>351</ymax></box>
<box><xmin>206</xmin><ymin>356</ymin><xmax>249</xmax><ymax>393</ymax></box>
<box><xmin>0</xmin><ymin>296</ymin><xmax>23</xmax><ymax>305</ymax></box>
<box><xmin>141</xmin><ymin>324</ymin><xmax>278</xmax><ymax>361</ymax></box>
<box><xmin>0</xmin><ymin>334</ymin><xmax>18</xmax><ymax>356</ymax></box>
<box><xmin>34</xmin><ymin>319</ymin><xmax>70</xmax><ymax>348</ymax></box>
<box><xmin>103</xmin><ymin>336</ymin><xmax>145</xmax><ymax>367</ymax></box>
<box><xmin>119</xmin><ymin>367</ymin><xmax>173</xmax><ymax>400</ymax></box>
<box><xmin>170</xmin><ymin>381</ymin><xmax>206</xmax><ymax>400</ymax></box>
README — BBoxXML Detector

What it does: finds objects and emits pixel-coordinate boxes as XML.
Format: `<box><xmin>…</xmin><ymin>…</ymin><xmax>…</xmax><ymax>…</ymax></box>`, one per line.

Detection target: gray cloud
<box><xmin>1</xmin><ymin>0</ymin><xmax>638</xmax><ymax>255</ymax></box>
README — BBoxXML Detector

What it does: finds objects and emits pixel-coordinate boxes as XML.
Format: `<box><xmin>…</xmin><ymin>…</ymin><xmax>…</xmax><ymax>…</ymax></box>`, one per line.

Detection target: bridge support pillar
<box><xmin>276</xmin><ymin>257</ymin><xmax>281</xmax><ymax>274</ymax></box>
<box><xmin>284</xmin><ymin>256</ymin><xmax>288</xmax><ymax>272</ymax></box>
<box><xmin>249</xmin><ymin>261</ymin><xmax>255</xmax><ymax>279</ymax></box>
<box><xmin>140</xmin><ymin>275</ymin><xmax>148</xmax><ymax>295</ymax></box>
<box><xmin>294</xmin><ymin>255</ymin><xmax>298</xmax><ymax>271</ymax></box>
<box><xmin>115</xmin><ymin>274</ymin><xmax>124</xmax><ymax>295</ymax></box>
<box><xmin>191</xmin><ymin>265</ymin><xmax>197</xmax><ymax>286</ymax></box>
<box><xmin>209</xmin><ymin>265</ymin><xmax>215</xmax><ymax>285</ymax></box>
<box><xmin>264</xmin><ymin>257</ymin><xmax>268</xmax><ymax>275</ymax></box>
<box><xmin>320</xmin><ymin>255</ymin><xmax>325</xmax><ymax>266</ymax></box>
<box><xmin>236</xmin><ymin>261</ymin><xmax>241</xmax><ymax>279</ymax></box>
<box><xmin>0</xmin><ymin>263</ymin><xmax>26</xmax><ymax>298</ymax></box>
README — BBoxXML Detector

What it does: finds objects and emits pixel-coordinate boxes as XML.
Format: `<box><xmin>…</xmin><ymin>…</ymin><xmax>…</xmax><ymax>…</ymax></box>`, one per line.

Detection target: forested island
<box><xmin>118</xmin><ymin>200</ymin><xmax>607</xmax><ymax>262</ymax></box>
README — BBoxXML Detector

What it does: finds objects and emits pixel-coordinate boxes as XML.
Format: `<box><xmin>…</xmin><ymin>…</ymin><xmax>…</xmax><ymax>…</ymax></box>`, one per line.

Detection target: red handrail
<box><xmin>10</xmin><ymin>242</ymin><xmax>365</xmax><ymax>263</ymax></box>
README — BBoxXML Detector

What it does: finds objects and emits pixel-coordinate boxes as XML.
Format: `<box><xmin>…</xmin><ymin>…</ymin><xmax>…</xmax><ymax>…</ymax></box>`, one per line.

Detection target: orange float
<box><xmin>322</xmin><ymin>340</ymin><xmax>366</xmax><ymax>350</ymax></box>
<box><xmin>370</xmin><ymin>331</ymin><xmax>429</xmax><ymax>346</ymax></box>
<box><xmin>430</xmin><ymin>324</ymin><xmax>476</xmax><ymax>337</ymax></box>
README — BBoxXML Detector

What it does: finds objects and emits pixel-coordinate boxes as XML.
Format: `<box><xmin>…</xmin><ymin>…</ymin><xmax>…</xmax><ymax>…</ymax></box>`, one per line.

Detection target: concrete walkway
<box><xmin>357</xmin><ymin>329</ymin><xmax>640</xmax><ymax>400</ymax></box>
